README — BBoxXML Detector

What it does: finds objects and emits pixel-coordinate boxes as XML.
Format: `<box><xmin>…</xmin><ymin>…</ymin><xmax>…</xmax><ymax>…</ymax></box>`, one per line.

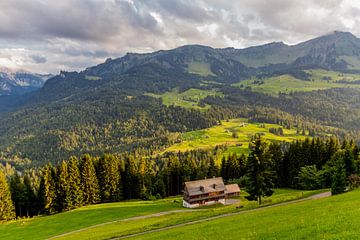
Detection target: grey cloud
<box><xmin>30</xmin><ymin>55</ymin><xmax>46</xmax><ymax>64</ymax></box>
<box><xmin>0</xmin><ymin>0</ymin><xmax>358</xmax><ymax>74</ymax></box>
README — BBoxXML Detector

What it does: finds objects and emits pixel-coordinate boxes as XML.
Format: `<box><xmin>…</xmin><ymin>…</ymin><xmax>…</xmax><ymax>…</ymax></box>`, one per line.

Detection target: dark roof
<box><xmin>225</xmin><ymin>184</ymin><xmax>241</xmax><ymax>194</ymax></box>
<box><xmin>184</xmin><ymin>177</ymin><xmax>226</xmax><ymax>196</ymax></box>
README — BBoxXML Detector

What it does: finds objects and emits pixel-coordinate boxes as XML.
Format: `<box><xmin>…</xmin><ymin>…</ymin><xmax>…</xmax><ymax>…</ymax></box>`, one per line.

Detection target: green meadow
<box><xmin>2</xmin><ymin>189</ymin><xmax>320</xmax><ymax>240</ymax></box>
<box><xmin>163</xmin><ymin>119</ymin><xmax>306</xmax><ymax>157</ymax></box>
<box><xmin>146</xmin><ymin>88</ymin><xmax>223</xmax><ymax>110</ymax></box>
<box><xmin>234</xmin><ymin>69</ymin><xmax>360</xmax><ymax>95</ymax></box>
<box><xmin>0</xmin><ymin>198</ymin><xmax>181</xmax><ymax>240</ymax></box>
<box><xmin>131</xmin><ymin>189</ymin><xmax>360</xmax><ymax>240</ymax></box>
<box><xmin>21</xmin><ymin>189</ymin><xmax>320</xmax><ymax>240</ymax></box>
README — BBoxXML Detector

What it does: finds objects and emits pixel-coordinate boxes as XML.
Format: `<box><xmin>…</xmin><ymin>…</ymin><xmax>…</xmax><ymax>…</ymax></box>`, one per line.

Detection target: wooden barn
<box><xmin>182</xmin><ymin>177</ymin><xmax>240</xmax><ymax>208</ymax></box>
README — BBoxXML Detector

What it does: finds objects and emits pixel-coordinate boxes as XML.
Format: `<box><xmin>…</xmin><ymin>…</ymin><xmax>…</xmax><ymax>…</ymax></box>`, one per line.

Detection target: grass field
<box><xmin>132</xmin><ymin>189</ymin><xmax>360</xmax><ymax>240</ymax></box>
<box><xmin>48</xmin><ymin>189</ymin><xmax>323</xmax><ymax>240</ymax></box>
<box><xmin>234</xmin><ymin>69</ymin><xmax>360</xmax><ymax>95</ymax></box>
<box><xmin>187</xmin><ymin>61</ymin><xmax>216</xmax><ymax>77</ymax></box>
<box><xmin>146</xmin><ymin>88</ymin><xmax>223</xmax><ymax>110</ymax></box>
<box><xmin>0</xmin><ymin>198</ymin><xmax>182</xmax><ymax>240</ymax></box>
<box><xmin>0</xmin><ymin>189</ymin><xmax>323</xmax><ymax>240</ymax></box>
<box><xmin>163</xmin><ymin>118</ymin><xmax>306</xmax><ymax>157</ymax></box>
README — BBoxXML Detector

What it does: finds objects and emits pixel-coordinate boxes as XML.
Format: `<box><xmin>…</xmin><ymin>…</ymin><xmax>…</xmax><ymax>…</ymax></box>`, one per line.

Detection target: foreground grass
<box><xmin>53</xmin><ymin>189</ymin><xmax>324</xmax><ymax>240</ymax></box>
<box><xmin>132</xmin><ymin>189</ymin><xmax>360</xmax><ymax>240</ymax></box>
<box><xmin>163</xmin><ymin>119</ymin><xmax>306</xmax><ymax>158</ymax></box>
<box><xmin>0</xmin><ymin>198</ymin><xmax>182</xmax><ymax>240</ymax></box>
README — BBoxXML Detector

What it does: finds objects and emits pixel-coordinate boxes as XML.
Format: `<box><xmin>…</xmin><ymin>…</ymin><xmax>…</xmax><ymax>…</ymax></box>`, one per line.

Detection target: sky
<box><xmin>0</xmin><ymin>0</ymin><xmax>359</xmax><ymax>74</ymax></box>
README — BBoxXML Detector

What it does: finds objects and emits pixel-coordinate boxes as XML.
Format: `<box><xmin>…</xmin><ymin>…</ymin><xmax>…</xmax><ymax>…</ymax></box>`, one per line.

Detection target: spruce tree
<box><xmin>122</xmin><ymin>156</ymin><xmax>140</xmax><ymax>199</ymax></box>
<box><xmin>98</xmin><ymin>154</ymin><xmax>120</xmax><ymax>202</ymax></box>
<box><xmin>332</xmin><ymin>162</ymin><xmax>347</xmax><ymax>195</ymax></box>
<box><xmin>9</xmin><ymin>172</ymin><xmax>25</xmax><ymax>217</ymax></box>
<box><xmin>68</xmin><ymin>156</ymin><xmax>83</xmax><ymax>208</ymax></box>
<box><xmin>0</xmin><ymin>170</ymin><xmax>15</xmax><ymax>221</ymax></box>
<box><xmin>80</xmin><ymin>154</ymin><xmax>100</xmax><ymax>204</ymax></box>
<box><xmin>57</xmin><ymin>160</ymin><xmax>71</xmax><ymax>211</ymax></box>
<box><xmin>246</xmin><ymin>136</ymin><xmax>274</xmax><ymax>204</ymax></box>
<box><xmin>41</xmin><ymin>164</ymin><xmax>57</xmax><ymax>214</ymax></box>
<box><xmin>23</xmin><ymin>174</ymin><xmax>37</xmax><ymax>217</ymax></box>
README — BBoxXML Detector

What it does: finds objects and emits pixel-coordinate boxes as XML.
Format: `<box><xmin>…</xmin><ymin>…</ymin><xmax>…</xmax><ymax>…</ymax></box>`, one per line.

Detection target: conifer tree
<box><xmin>41</xmin><ymin>164</ymin><xmax>57</xmax><ymax>214</ymax></box>
<box><xmin>57</xmin><ymin>160</ymin><xmax>71</xmax><ymax>211</ymax></box>
<box><xmin>10</xmin><ymin>172</ymin><xmax>25</xmax><ymax>217</ymax></box>
<box><xmin>0</xmin><ymin>170</ymin><xmax>15</xmax><ymax>221</ymax></box>
<box><xmin>23</xmin><ymin>174</ymin><xmax>37</xmax><ymax>217</ymax></box>
<box><xmin>246</xmin><ymin>136</ymin><xmax>274</xmax><ymax>204</ymax></box>
<box><xmin>122</xmin><ymin>156</ymin><xmax>140</xmax><ymax>199</ymax></box>
<box><xmin>332</xmin><ymin>162</ymin><xmax>347</xmax><ymax>195</ymax></box>
<box><xmin>68</xmin><ymin>156</ymin><xmax>83</xmax><ymax>208</ymax></box>
<box><xmin>80</xmin><ymin>154</ymin><xmax>100</xmax><ymax>204</ymax></box>
<box><xmin>98</xmin><ymin>154</ymin><xmax>120</xmax><ymax>202</ymax></box>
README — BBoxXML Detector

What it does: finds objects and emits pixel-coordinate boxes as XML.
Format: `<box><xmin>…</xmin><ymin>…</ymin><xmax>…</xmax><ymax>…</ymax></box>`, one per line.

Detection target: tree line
<box><xmin>1</xmin><ymin>136</ymin><xmax>359</xmax><ymax>221</ymax></box>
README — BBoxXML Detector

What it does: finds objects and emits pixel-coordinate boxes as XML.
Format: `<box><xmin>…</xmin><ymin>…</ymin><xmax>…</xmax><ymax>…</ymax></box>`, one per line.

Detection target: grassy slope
<box><xmin>0</xmin><ymin>198</ymin><xmax>181</xmax><ymax>240</ymax></box>
<box><xmin>163</xmin><ymin>119</ymin><xmax>306</xmax><ymax>157</ymax></box>
<box><xmin>146</xmin><ymin>88</ymin><xmax>223</xmax><ymax>110</ymax></box>
<box><xmin>187</xmin><ymin>61</ymin><xmax>216</xmax><ymax>77</ymax></box>
<box><xmin>52</xmin><ymin>189</ymin><xmax>323</xmax><ymax>240</ymax></box>
<box><xmin>133</xmin><ymin>189</ymin><xmax>360</xmax><ymax>240</ymax></box>
<box><xmin>234</xmin><ymin>69</ymin><xmax>360</xmax><ymax>95</ymax></box>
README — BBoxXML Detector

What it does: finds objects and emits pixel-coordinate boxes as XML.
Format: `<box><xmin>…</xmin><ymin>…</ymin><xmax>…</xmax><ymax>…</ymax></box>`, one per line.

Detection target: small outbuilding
<box><xmin>225</xmin><ymin>184</ymin><xmax>241</xmax><ymax>198</ymax></box>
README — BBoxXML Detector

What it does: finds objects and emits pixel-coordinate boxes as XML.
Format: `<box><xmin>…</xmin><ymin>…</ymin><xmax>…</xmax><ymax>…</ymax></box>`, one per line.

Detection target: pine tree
<box><xmin>68</xmin><ymin>156</ymin><xmax>83</xmax><ymax>208</ymax></box>
<box><xmin>122</xmin><ymin>156</ymin><xmax>140</xmax><ymax>199</ymax></box>
<box><xmin>98</xmin><ymin>154</ymin><xmax>120</xmax><ymax>202</ymax></box>
<box><xmin>246</xmin><ymin>136</ymin><xmax>274</xmax><ymax>204</ymax></box>
<box><xmin>0</xmin><ymin>170</ymin><xmax>15</xmax><ymax>221</ymax></box>
<box><xmin>23</xmin><ymin>174</ymin><xmax>37</xmax><ymax>217</ymax></box>
<box><xmin>332</xmin><ymin>162</ymin><xmax>347</xmax><ymax>195</ymax></box>
<box><xmin>57</xmin><ymin>160</ymin><xmax>71</xmax><ymax>211</ymax></box>
<box><xmin>80</xmin><ymin>154</ymin><xmax>100</xmax><ymax>205</ymax></box>
<box><xmin>41</xmin><ymin>164</ymin><xmax>57</xmax><ymax>214</ymax></box>
<box><xmin>9</xmin><ymin>172</ymin><xmax>25</xmax><ymax>217</ymax></box>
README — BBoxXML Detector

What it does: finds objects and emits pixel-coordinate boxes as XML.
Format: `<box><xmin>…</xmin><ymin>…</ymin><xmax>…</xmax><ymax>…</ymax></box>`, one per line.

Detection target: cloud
<box><xmin>30</xmin><ymin>55</ymin><xmax>46</xmax><ymax>64</ymax></box>
<box><xmin>0</xmin><ymin>0</ymin><xmax>359</xmax><ymax>73</ymax></box>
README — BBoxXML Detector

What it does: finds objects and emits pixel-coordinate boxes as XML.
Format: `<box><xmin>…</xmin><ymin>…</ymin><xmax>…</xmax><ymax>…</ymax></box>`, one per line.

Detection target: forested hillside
<box><xmin>2</xmin><ymin>31</ymin><xmax>360</xmax><ymax>167</ymax></box>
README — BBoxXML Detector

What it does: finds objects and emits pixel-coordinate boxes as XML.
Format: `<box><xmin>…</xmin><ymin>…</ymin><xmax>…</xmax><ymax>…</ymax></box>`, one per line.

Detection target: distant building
<box><xmin>182</xmin><ymin>177</ymin><xmax>240</xmax><ymax>208</ymax></box>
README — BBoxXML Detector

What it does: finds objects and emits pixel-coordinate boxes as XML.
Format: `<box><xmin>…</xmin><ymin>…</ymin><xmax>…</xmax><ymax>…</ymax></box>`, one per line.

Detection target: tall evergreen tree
<box><xmin>0</xmin><ymin>170</ymin><xmax>15</xmax><ymax>221</ymax></box>
<box><xmin>9</xmin><ymin>172</ymin><xmax>25</xmax><ymax>217</ymax></box>
<box><xmin>23</xmin><ymin>174</ymin><xmax>37</xmax><ymax>217</ymax></box>
<box><xmin>41</xmin><ymin>164</ymin><xmax>57</xmax><ymax>214</ymax></box>
<box><xmin>246</xmin><ymin>136</ymin><xmax>274</xmax><ymax>204</ymax></box>
<box><xmin>98</xmin><ymin>154</ymin><xmax>120</xmax><ymax>202</ymax></box>
<box><xmin>57</xmin><ymin>160</ymin><xmax>71</xmax><ymax>211</ymax></box>
<box><xmin>122</xmin><ymin>156</ymin><xmax>140</xmax><ymax>199</ymax></box>
<box><xmin>331</xmin><ymin>162</ymin><xmax>347</xmax><ymax>195</ymax></box>
<box><xmin>68</xmin><ymin>156</ymin><xmax>83</xmax><ymax>208</ymax></box>
<box><xmin>80</xmin><ymin>154</ymin><xmax>100</xmax><ymax>204</ymax></box>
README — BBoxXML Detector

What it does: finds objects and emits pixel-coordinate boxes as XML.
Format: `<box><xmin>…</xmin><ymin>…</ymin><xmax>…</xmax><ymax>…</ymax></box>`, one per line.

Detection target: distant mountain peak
<box><xmin>320</xmin><ymin>30</ymin><xmax>357</xmax><ymax>39</ymax></box>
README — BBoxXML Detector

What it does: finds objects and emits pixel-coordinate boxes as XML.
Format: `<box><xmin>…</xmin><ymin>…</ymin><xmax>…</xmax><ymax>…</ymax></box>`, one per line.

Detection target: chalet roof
<box><xmin>225</xmin><ymin>184</ymin><xmax>241</xmax><ymax>194</ymax></box>
<box><xmin>184</xmin><ymin>177</ymin><xmax>226</xmax><ymax>196</ymax></box>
